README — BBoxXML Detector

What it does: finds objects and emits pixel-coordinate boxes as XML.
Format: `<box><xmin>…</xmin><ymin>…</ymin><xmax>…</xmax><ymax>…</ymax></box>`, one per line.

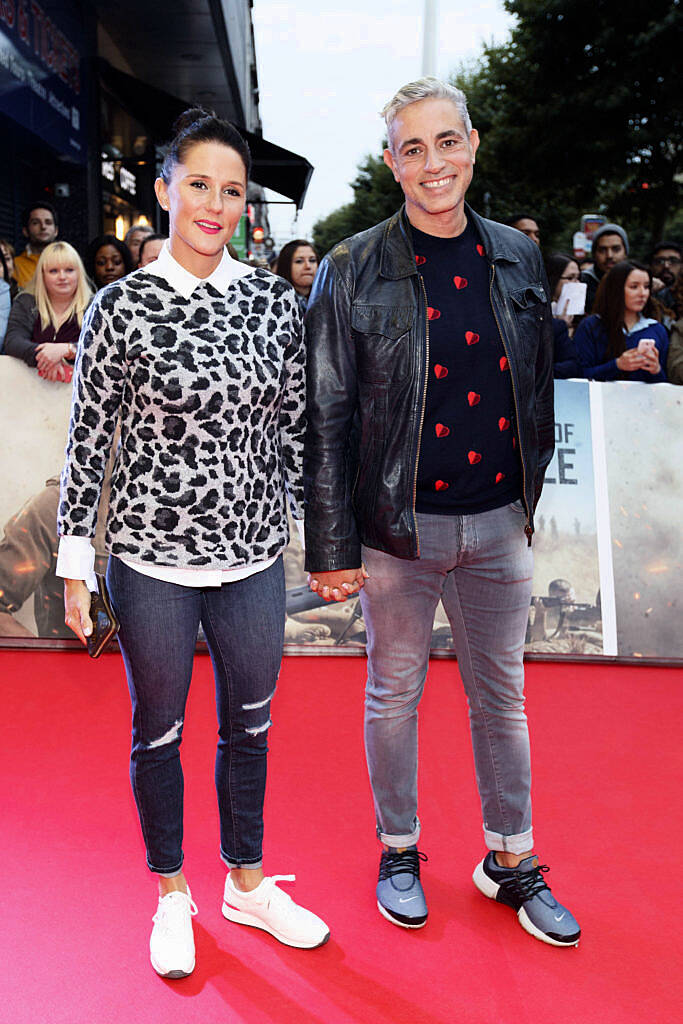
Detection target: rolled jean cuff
<box><xmin>221</xmin><ymin>851</ymin><xmax>263</xmax><ymax>870</ymax></box>
<box><xmin>150</xmin><ymin>856</ymin><xmax>184</xmax><ymax>878</ymax></box>
<box><xmin>377</xmin><ymin>819</ymin><xmax>421</xmax><ymax>849</ymax></box>
<box><xmin>483</xmin><ymin>825</ymin><xmax>534</xmax><ymax>855</ymax></box>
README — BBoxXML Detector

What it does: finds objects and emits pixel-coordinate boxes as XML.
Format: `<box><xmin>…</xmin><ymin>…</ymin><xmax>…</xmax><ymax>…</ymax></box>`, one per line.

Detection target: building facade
<box><xmin>1</xmin><ymin>1</ymin><xmax>311</xmax><ymax>261</ymax></box>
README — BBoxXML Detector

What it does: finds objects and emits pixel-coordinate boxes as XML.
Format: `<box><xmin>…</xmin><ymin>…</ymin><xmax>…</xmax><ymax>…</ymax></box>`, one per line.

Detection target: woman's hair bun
<box><xmin>160</xmin><ymin>106</ymin><xmax>251</xmax><ymax>184</ymax></box>
<box><xmin>172</xmin><ymin>107</ymin><xmax>214</xmax><ymax>136</ymax></box>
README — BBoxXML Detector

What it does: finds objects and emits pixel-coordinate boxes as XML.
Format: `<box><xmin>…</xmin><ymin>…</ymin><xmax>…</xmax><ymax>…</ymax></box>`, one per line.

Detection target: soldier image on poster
<box><xmin>0</xmin><ymin>444</ymin><xmax>114</xmax><ymax>640</ymax></box>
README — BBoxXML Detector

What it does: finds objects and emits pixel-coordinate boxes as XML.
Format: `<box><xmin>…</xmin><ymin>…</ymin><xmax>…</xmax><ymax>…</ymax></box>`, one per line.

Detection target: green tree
<box><xmin>454</xmin><ymin>0</ymin><xmax>682</xmax><ymax>251</ymax></box>
<box><xmin>313</xmin><ymin>1</ymin><xmax>681</xmax><ymax>256</ymax></box>
<box><xmin>313</xmin><ymin>151</ymin><xmax>403</xmax><ymax>256</ymax></box>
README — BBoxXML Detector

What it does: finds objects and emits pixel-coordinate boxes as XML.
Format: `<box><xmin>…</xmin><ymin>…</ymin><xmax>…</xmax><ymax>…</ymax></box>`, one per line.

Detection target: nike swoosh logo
<box><xmin>399</xmin><ymin>896</ymin><xmax>419</xmax><ymax>903</ymax></box>
<box><xmin>554</xmin><ymin>912</ymin><xmax>566</xmax><ymax>922</ymax></box>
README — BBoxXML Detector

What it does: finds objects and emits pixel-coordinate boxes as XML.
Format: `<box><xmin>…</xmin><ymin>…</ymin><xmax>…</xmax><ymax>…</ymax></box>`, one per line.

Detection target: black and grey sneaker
<box><xmin>376</xmin><ymin>847</ymin><xmax>428</xmax><ymax>929</ymax></box>
<box><xmin>473</xmin><ymin>852</ymin><xmax>580</xmax><ymax>947</ymax></box>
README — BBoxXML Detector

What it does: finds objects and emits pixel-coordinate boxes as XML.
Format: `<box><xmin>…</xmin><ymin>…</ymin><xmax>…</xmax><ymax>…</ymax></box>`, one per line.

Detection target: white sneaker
<box><xmin>222</xmin><ymin>874</ymin><xmax>330</xmax><ymax>949</ymax></box>
<box><xmin>149</xmin><ymin>887</ymin><xmax>198</xmax><ymax>978</ymax></box>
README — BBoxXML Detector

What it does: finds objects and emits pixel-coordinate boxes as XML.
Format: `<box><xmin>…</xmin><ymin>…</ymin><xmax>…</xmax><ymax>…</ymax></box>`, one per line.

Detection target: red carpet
<box><xmin>2</xmin><ymin>651</ymin><xmax>681</xmax><ymax>1023</ymax></box>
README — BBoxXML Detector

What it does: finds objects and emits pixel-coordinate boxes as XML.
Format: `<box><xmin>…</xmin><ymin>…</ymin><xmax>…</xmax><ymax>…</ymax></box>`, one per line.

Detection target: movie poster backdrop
<box><xmin>0</xmin><ymin>359</ymin><xmax>679</xmax><ymax>662</ymax></box>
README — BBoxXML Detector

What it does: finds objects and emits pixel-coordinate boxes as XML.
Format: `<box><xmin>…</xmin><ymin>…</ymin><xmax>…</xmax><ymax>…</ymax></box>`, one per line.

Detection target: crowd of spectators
<box><xmin>506</xmin><ymin>213</ymin><xmax>681</xmax><ymax>385</ymax></box>
<box><xmin>0</xmin><ymin>204</ymin><xmax>163</xmax><ymax>374</ymax></box>
<box><xmin>1</xmin><ymin>199</ymin><xmax>680</xmax><ymax>387</ymax></box>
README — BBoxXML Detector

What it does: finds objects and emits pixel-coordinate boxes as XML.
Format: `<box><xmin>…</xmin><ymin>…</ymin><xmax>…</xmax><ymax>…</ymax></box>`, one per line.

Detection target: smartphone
<box><xmin>636</xmin><ymin>338</ymin><xmax>656</xmax><ymax>357</ymax></box>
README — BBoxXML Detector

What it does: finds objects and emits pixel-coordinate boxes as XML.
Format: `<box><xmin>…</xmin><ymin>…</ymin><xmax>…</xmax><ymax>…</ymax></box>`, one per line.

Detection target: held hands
<box><xmin>616</xmin><ymin>347</ymin><xmax>660</xmax><ymax>375</ymax></box>
<box><xmin>64</xmin><ymin>579</ymin><xmax>93</xmax><ymax>645</ymax></box>
<box><xmin>307</xmin><ymin>566</ymin><xmax>369</xmax><ymax>602</ymax></box>
<box><xmin>35</xmin><ymin>343</ymin><xmax>71</xmax><ymax>382</ymax></box>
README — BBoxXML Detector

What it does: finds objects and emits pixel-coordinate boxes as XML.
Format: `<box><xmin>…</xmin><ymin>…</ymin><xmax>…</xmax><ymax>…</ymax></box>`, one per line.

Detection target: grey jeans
<box><xmin>360</xmin><ymin>503</ymin><xmax>534</xmax><ymax>855</ymax></box>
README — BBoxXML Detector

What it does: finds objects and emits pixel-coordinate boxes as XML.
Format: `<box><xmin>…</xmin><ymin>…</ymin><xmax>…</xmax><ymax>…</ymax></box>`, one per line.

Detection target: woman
<box><xmin>543</xmin><ymin>252</ymin><xmax>582</xmax><ymax>378</ymax></box>
<box><xmin>0</xmin><ymin>238</ymin><xmax>19</xmax><ymax>300</ymax></box>
<box><xmin>58</xmin><ymin>109</ymin><xmax>329</xmax><ymax>979</ymax></box>
<box><xmin>277</xmin><ymin>239</ymin><xmax>319</xmax><ymax>312</ymax></box>
<box><xmin>3</xmin><ymin>241</ymin><xmax>92</xmax><ymax>381</ymax></box>
<box><xmin>85</xmin><ymin>234</ymin><xmax>133</xmax><ymax>290</ymax></box>
<box><xmin>574</xmin><ymin>260</ymin><xmax>668</xmax><ymax>382</ymax></box>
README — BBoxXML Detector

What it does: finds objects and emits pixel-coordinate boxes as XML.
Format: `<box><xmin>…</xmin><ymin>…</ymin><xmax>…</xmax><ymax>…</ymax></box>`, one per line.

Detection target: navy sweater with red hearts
<box><xmin>412</xmin><ymin>220</ymin><xmax>522</xmax><ymax>515</ymax></box>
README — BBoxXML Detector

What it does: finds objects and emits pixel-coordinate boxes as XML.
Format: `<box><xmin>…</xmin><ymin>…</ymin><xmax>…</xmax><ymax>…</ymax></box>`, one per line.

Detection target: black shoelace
<box><xmin>498</xmin><ymin>862</ymin><xmax>551</xmax><ymax>901</ymax></box>
<box><xmin>378</xmin><ymin>848</ymin><xmax>428</xmax><ymax>881</ymax></box>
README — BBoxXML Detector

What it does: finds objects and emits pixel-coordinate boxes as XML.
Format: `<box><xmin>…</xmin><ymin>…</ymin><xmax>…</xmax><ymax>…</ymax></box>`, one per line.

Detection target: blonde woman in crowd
<box><xmin>3</xmin><ymin>241</ymin><xmax>93</xmax><ymax>382</ymax></box>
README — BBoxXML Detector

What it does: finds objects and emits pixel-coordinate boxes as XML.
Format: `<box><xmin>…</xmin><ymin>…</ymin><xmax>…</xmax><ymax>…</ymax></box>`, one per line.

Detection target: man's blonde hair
<box><xmin>381</xmin><ymin>77</ymin><xmax>472</xmax><ymax>150</ymax></box>
<box><xmin>29</xmin><ymin>241</ymin><xmax>93</xmax><ymax>331</ymax></box>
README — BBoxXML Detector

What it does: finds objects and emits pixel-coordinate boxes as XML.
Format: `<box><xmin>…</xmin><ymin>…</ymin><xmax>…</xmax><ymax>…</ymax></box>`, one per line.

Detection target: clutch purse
<box><xmin>87</xmin><ymin>573</ymin><xmax>120</xmax><ymax>659</ymax></box>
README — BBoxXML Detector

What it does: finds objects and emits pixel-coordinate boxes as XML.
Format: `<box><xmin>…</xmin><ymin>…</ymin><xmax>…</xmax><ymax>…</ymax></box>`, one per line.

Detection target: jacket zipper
<box><xmin>411</xmin><ymin>276</ymin><xmax>430</xmax><ymax>557</ymax></box>
<box><xmin>489</xmin><ymin>263</ymin><xmax>533</xmax><ymax>546</ymax></box>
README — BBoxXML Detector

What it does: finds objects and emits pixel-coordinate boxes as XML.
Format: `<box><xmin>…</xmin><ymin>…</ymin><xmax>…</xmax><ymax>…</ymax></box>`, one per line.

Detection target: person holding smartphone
<box><xmin>573</xmin><ymin>260</ymin><xmax>668</xmax><ymax>382</ymax></box>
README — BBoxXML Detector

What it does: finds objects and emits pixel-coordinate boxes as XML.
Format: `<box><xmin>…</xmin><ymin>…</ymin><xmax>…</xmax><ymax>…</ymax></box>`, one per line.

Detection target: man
<box><xmin>138</xmin><ymin>233</ymin><xmax>167</xmax><ymax>268</ymax></box>
<box><xmin>649</xmin><ymin>241</ymin><xmax>682</xmax><ymax>315</ymax></box>
<box><xmin>14</xmin><ymin>202</ymin><xmax>59</xmax><ymax>288</ymax></box>
<box><xmin>304</xmin><ymin>78</ymin><xmax>580</xmax><ymax>947</ymax></box>
<box><xmin>124</xmin><ymin>223</ymin><xmax>155</xmax><ymax>267</ymax></box>
<box><xmin>507</xmin><ymin>213</ymin><xmax>540</xmax><ymax>246</ymax></box>
<box><xmin>580</xmin><ymin>223</ymin><xmax>628</xmax><ymax>313</ymax></box>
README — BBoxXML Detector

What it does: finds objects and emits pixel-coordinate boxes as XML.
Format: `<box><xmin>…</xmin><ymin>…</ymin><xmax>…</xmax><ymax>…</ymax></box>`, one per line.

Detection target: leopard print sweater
<box><xmin>58</xmin><ymin>267</ymin><xmax>305</xmax><ymax>569</ymax></box>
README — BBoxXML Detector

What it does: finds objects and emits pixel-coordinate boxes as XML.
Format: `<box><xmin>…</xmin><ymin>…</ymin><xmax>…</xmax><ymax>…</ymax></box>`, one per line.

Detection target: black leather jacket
<box><xmin>303</xmin><ymin>204</ymin><xmax>554</xmax><ymax>572</ymax></box>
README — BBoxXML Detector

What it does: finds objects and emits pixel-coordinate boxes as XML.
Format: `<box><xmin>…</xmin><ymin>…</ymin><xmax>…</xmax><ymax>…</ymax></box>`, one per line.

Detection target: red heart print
<box><xmin>434</xmin><ymin>364</ymin><xmax>449</xmax><ymax>379</ymax></box>
<box><xmin>435</xmin><ymin>479</ymin><xmax>449</xmax><ymax>491</ymax></box>
<box><xmin>427</xmin><ymin>307</ymin><xmax>441</xmax><ymax>320</ymax></box>
<box><xmin>415</xmin><ymin>254</ymin><xmax>426</xmax><ymax>265</ymax></box>
<box><xmin>476</xmin><ymin>244</ymin><xmax>485</xmax><ymax>257</ymax></box>
<box><xmin>453</xmin><ymin>276</ymin><xmax>468</xmax><ymax>290</ymax></box>
<box><xmin>468</xmin><ymin>451</ymin><xmax>482</xmax><ymax>465</ymax></box>
<box><xmin>512</xmin><ymin>436</ymin><xmax>517</xmax><ymax>449</ymax></box>
<box><xmin>498</xmin><ymin>417</ymin><xmax>510</xmax><ymax>431</ymax></box>
<box><xmin>499</xmin><ymin>356</ymin><xmax>509</xmax><ymax>371</ymax></box>
<box><xmin>467</xmin><ymin>391</ymin><xmax>481</xmax><ymax>406</ymax></box>
<box><xmin>465</xmin><ymin>331</ymin><xmax>480</xmax><ymax>345</ymax></box>
<box><xmin>435</xmin><ymin>423</ymin><xmax>450</xmax><ymax>438</ymax></box>
<box><xmin>495</xmin><ymin>472</ymin><xmax>505</xmax><ymax>483</ymax></box>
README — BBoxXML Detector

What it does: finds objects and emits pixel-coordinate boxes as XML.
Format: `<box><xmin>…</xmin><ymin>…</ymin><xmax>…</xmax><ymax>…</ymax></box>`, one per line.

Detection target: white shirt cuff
<box><xmin>56</xmin><ymin>535</ymin><xmax>98</xmax><ymax>592</ymax></box>
<box><xmin>292</xmin><ymin>517</ymin><xmax>305</xmax><ymax>549</ymax></box>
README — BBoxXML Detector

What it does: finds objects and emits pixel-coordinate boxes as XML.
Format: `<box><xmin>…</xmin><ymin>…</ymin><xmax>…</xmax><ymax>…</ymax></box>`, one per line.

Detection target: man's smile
<box><xmin>422</xmin><ymin>176</ymin><xmax>454</xmax><ymax>189</ymax></box>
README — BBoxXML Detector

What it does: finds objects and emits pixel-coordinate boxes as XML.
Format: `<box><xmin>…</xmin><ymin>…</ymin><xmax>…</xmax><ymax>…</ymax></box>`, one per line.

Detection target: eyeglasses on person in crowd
<box><xmin>651</xmin><ymin>256</ymin><xmax>682</xmax><ymax>267</ymax></box>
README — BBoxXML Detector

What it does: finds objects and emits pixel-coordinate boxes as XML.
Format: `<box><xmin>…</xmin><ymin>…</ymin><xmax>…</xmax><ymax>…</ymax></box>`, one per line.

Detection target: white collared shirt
<box><xmin>57</xmin><ymin>243</ymin><xmax>303</xmax><ymax>590</ymax></box>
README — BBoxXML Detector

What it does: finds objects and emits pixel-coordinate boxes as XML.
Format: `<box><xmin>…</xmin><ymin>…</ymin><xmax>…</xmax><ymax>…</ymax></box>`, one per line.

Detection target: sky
<box><xmin>251</xmin><ymin>0</ymin><xmax>515</xmax><ymax>244</ymax></box>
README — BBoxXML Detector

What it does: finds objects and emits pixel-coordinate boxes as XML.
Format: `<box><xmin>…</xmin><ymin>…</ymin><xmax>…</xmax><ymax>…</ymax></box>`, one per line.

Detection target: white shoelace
<box><xmin>153</xmin><ymin>891</ymin><xmax>199</xmax><ymax>935</ymax></box>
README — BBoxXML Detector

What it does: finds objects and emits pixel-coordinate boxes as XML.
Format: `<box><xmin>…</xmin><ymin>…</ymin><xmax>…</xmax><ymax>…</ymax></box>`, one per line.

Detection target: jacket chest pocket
<box><xmin>351</xmin><ymin>305</ymin><xmax>415</xmax><ymax>384</ymax></box>
<box><xmin>509</xmin><ymin>284</ymin><xmax>546</xmax><ymax>366</ymax></box>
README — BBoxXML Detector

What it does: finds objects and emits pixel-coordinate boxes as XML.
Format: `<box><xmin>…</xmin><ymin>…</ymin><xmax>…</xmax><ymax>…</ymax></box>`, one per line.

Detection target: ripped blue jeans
<box><xmin>107</xmin><ymin>555</ymin><xmax>284</xmax><ymax>876</ymax></box>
